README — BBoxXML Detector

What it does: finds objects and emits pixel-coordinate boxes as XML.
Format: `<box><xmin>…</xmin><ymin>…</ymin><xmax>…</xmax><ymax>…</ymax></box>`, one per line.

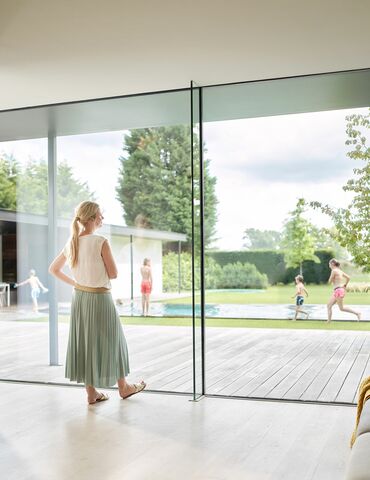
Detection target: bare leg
<box><xmin>336</xmin><ymin>298</ymin><xmax>361</xmax><ymax>321</ymax></box>
<box><xmin>145</xmin><ymin>294</ymin><xmax>150</xmax><ymax>316</ymax></box>
<box><xmin>85</xmin><ymin>385</ymin><xmax>106</xmax><ymax>404</ymax></box>
<box><xmin>118</xmin><ymin>377</ymin><xmax>146</xmax><ymax>399</ymax></box>
<box><xmin>32</xmin><ymin>298</ymin><xmax>38</xmax><ymax>312</ymax></box>
<box><xmin>293</xmin><ymin>306</ymin><xmax>299</xmax><ymax>320</ymax></box>
<box><xmin>327</xmin><ymin>296</ymin><xmax>337</xmax><ymax>323</ymax></box>
<box><xmin>142</xmin><ymin>294</ymin><xmax>145</xmax><ymax>316</ymax></box>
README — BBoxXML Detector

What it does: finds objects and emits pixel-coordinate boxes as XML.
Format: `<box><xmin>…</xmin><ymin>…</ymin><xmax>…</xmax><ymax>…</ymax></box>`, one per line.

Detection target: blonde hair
<box><xmin>68</xmin><ymin>201</ymin><xmax>100</xmax><ymax>268</ymax></box>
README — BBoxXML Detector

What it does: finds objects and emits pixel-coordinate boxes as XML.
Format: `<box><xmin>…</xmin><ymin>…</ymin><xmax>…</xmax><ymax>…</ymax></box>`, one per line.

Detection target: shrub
<box><xmin>217</xmin><ymin>262</ymin><xmax>268</xmax><ymax>289</ymax></box>
<box><xmin>162</xmin><ymin>253</ymin><xmax>266</xmax><ymax>291</ymax></box>
<box><xmin>162</xmin><ymin>252</ymin><xmax>192</xmax><ymax>292</ymax></box>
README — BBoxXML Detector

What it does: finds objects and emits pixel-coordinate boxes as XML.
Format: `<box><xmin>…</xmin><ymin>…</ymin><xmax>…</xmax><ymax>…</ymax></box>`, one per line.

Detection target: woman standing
<box><xmin>49</xmin><ymin>201</ymin><xmax>145</xmax><ymax>404</ymax></box>
<box><xmin>327</xmin><ymin>258</ymin><xmax>361</xmax><ymax>323</ymax></box>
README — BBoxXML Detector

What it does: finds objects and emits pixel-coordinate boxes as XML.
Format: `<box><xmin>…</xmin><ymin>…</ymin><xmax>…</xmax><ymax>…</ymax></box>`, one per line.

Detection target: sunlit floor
<box><xmin>0</xmin><ymin>382</ymin><xmax>355</xmax><ymax>480</ymax></box>
<box><xmin>1</xmin><ymin>321</ymin><xmax>369</xmax><ymax>403</ymax></box>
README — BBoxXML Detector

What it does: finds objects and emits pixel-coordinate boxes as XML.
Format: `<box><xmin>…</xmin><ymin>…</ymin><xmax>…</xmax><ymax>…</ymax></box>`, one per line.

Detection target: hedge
<box><xmin>206</xmin><ymin>249</ymin><xmax>334</xmax><ymax>284</ymax></box>
<box><xmin>162</xmin><ymin>253</ymin><xmax>268</xmax><ymax>291</ymax></box>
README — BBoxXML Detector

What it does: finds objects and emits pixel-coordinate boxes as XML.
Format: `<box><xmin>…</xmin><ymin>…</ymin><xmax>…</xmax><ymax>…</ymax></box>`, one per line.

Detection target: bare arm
<box><xmin>49</xmin><ymin>252</ymin><xmax>75</xmax><ymax>286</ymax></box>
<box><xmin>16</xmin><ymin>278</ymin><xmax>30</xmax><ymax>287</ymax></box>
<box><xmin>342</xmin><ymin>272</ymin><xmax>350</xmax><ymax>287</ymax></box>
<box><xmin>328</xmin><ymin>271</ymin><xmax>334</xmax><ymax>284</ymax></box>
<box><xmin>101</xmin><ymin>240</ymin><xmax>118</xmax><ymax>279</ymax></box>
<box><xmin>36</xmin><ymin>277</ymin><xmax>47</xmax><ymax>290</ymax></box>
<box><xmin>303</xmin><ymin>287</ymin><xmax>308</xmax><ymax>297</ymax></box>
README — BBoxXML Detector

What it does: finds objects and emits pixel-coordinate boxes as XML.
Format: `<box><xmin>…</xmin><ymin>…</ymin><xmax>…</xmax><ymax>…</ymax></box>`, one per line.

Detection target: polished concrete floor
<box><xmin>0</xmin><ymin>382</ymin><xmax>355</xmax><ymax>480</ymax></box>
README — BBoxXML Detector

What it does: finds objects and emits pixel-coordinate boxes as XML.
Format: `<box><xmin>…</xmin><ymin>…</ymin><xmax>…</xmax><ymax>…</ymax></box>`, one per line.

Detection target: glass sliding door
<box><xmin>0</xmin><ymin>89</ymin><xmax>198</xmax><ymax>394</ymax></box>
<box><xmin>190</xmin><ymin>81</ymin><xmax>205</xmax><ymax>399</ymax></box>
<box><xmin>201</xmin><ymin>69</ymin><xmax>370</xmax><ymax>403</ymax></box>
<box><xmin>0</xmin><ymin>137</ymin><xmax>52</xmax><ymax>382</ymax></box>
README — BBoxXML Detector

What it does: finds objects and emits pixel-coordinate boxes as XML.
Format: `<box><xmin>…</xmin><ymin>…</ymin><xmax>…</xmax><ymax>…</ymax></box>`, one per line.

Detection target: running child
<box><xmin>292</xmin><ymin>275</ymin><xmax>309</xmax><ymax>320</ymax></box>
<box><xmin>15</xmin><ymin>269</ymin><xmax>48</xmax><ymax>312</ymax></box>
<box><xmin>327</xmin><ymin>258</ymin><xmax>361</xmax><ymax>322</ymax></box>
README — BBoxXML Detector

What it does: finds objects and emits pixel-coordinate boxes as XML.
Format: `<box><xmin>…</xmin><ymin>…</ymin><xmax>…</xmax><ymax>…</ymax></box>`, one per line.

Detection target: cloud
<box><xmin>205</xmin><ymin>107</ymin><xmax>367</xmax><ymax>184</ymax></box>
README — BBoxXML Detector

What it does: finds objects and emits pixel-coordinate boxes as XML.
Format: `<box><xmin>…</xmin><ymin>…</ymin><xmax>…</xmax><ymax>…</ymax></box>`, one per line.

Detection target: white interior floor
<box><xmin>0</xmin><ymin>382</ymin><xmax>356</xmax><ymax>480</ymax></box>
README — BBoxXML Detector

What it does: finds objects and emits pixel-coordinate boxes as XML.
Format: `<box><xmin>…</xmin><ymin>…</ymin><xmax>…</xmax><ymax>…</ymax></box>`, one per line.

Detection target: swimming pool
<box><xmin>116</xmin><ymin>302</ymin><xmax>370</xmax><ymax>320</ymax></box>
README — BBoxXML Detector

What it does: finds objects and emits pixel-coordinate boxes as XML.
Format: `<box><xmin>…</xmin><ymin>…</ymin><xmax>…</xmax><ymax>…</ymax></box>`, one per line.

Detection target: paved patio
<box><xmin>0</xmin><ymin>319</ymin><xmax>369</xmax><ymax>404</ymax></box>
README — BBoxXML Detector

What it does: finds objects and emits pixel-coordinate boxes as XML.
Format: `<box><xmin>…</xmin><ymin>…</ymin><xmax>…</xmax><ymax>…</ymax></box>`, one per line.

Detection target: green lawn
<box><xmin>120</xmin><ymin>316</ymin><xmax>370</xmax><ymax>331</ymax></box>
<box><xmin>18</xmin><ymin>314</ymin><xmax>370</xmax><ymax>331</ymax></box>
<box><xmin>162</xmin><ymin>285</ymin><xmax>369</xmax><ymax>305</ymax></box>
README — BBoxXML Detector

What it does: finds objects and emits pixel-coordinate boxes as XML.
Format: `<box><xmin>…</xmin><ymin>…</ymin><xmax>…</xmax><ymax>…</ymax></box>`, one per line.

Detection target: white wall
<box><xmin>1</xmin><ymin>0</ymin><xmax>369</xmax><ymax>109</ymax></box>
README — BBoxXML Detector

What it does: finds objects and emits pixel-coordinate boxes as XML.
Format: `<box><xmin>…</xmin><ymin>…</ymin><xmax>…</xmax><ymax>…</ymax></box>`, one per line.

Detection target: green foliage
<box><xmin>162</xmin><ymin>252</ymin><xmax>223</xmax><ymax>292</ymax></box>
<box><xmin>163</xmin><ymin>252</ymin><xmax>192</xmax><ymax>292</ymax></box>
<box><xmin>280</xmin><ymin>198</ymin><xmax>320</xmax><ymax>274</ymax></box>
<box><xmin>162</xmin><ymin>252</ymin><xmax>267</xmax><ymax>291</ymax></box>
<box><xmin>0</xmin><ymin>154</ymin><xmax>19</xmax><ymax>210</ymax></box>
<box><xmin>0</xmin><ymin>156</ymin><xmax>94</xmax><ymax>217</ymax></box>
<box><xmin>243</xmin><ymin>228</ymin><xmax>282</xmax><ymax>250</ymax></box>
<box><xmin>207</xmin><ymin>249</ymin><xmax>334</xmax><ymax>284</ymax></box>
<box><xmin>16</xmin><ymin>160</ymin><xmax>49</xmax><ymax>214</ymax></box>
<box><xmin>116</xmin><ymin>126</ymin><xmax>218</xmax><ymax>248</ymax></box>
<box><xmin>217</xmin><ymin>262</ymin><xmax>268</xmax><ymax>289</ymax></box>
<box><xmin>311</xmin><ymin>109</ymin><xmax>370</xmax><ymax>271</ymax></box>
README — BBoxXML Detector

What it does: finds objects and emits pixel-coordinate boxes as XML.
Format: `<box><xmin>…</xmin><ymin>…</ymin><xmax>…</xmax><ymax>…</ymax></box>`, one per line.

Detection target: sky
<box><xmin>1</xmin><ymin>106</ymin><xmax>367</xmax><ymax>250</ymax></box>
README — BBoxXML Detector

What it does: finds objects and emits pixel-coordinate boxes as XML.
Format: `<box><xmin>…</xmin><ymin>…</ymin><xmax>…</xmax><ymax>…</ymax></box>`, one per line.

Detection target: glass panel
<box><xmin>203</xmin><ymin>71</ymin><xmax>370</xmax><ymax>403</ymax></box>
<box><xmin>0</xmin><ymin>90</ymin><xmax>196</xmax><ymax>394</ymax></box>
<box><xmin>191</xmin><ymin>82</ymin><xmax>204</xmax><ymax>399</ymax></box>
<box><xmin>0</xmin><ymin>138</ymin><xmax>51</xmax><ymax>381</ymax></box>
<box><xmin>54</xmin><ymin>91</ymin><xmax>194</xmax><ymax>393</ymax></box>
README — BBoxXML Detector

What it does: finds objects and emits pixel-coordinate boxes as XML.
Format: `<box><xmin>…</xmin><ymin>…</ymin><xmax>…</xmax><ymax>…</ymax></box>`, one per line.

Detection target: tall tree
<box><xmin>280</xmin><ymin>198</ymin><xmax>320</xmax><ymax>275</ymax></box>
<box><xmin>311</xmin><ymin>109</ymin><xmax>370</xmax><ymax>271</ymax></box>
<box><xmin>116</xmin><ymin>126</ymin><xmax>218</xmax><ymax>248</ymax></box>
<box><xmin>0</xmin><ymin>154</ymin><xmax>19</xmax><ymax>210</ymax></box>
<box><xmin>243</xmin><ymin>228</ymin><xmax>282</xmax><ymax>250</ymax></box>
<box><xmin>0</xmin><ymin>157</ymin><xmax>94</xmax><ymax>217</ymax></box>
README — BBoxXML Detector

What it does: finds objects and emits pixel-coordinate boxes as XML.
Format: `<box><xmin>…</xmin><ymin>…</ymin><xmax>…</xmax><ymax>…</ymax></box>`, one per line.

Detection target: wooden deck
<box><xmin>0</xmin><ymin>320</ymin><xmax>369</xmax><ymax>403</ymax></box>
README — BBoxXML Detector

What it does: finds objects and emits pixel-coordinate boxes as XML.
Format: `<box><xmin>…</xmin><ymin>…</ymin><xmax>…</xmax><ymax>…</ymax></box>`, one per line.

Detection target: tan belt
<box><xmin>74</xmin><ymin>283</ymin><xmax>110</xmax><ymax>294</ymax></box>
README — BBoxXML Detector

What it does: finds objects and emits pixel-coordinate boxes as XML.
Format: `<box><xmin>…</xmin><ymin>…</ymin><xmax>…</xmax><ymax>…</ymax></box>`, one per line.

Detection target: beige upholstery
<box><xmin>345</xmin><ymin>401</ymin><xmax>370</xmax><ymax>480</ymax></box>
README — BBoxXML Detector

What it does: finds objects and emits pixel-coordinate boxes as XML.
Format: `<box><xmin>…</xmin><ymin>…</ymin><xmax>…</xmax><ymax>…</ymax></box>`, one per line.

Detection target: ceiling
<box><xmin>1</xmin><ymin>0</ymin><xmax>370</xmax><ymax>111</ymax></box>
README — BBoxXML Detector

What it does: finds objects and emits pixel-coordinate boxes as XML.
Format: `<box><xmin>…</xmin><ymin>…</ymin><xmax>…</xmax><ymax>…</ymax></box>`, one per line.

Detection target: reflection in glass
<box><xmin>0</xmin><ymin>139</ymin><xmax>50</xmax><ymax>381</ymax></box>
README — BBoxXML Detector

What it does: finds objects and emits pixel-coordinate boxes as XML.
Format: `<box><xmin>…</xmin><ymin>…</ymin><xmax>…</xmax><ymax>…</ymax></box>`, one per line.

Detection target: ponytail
<box><xmin>67</xmin><ymin>201</ymin><xmax>100</xmax><ymax>268</ymax></box>
<box><xmin>69</xmin><ymin>217</ymin><xmax>81</xmax><ymax>268</ymax></box>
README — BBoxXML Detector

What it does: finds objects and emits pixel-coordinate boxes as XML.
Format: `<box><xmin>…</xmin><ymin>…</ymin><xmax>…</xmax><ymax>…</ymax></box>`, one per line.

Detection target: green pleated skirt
<box><xmin>65</xmin><ymin>290</ymin><xmax>130</xmax><ymax>387</ymax></box>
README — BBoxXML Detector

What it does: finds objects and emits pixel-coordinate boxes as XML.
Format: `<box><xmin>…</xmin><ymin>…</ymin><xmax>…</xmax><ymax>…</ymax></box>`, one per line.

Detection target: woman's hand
<box><xmin>49</xmin><ymin>252</ymin><xmax>75</xmax><ymax>286</ymax></box>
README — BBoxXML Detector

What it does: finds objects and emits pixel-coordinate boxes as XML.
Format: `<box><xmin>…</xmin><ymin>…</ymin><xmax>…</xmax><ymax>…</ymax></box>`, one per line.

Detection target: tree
<box><xmin>116</xmin><ymin>126</ymin><xmax>218</xmax><ymax>248</ymax></box>
<box><xmin>310</xmin><ymin>226</ymin><xmax>349</xmax><ymax>259</ymax></box>
<box><xmin>311</xmin><ymin>109</ymin><xmax>370</xmax><ymax>271</ymax></box>
<box><xmin>0</xmin><ymin>154</ymin><xmax>19</xmax><ymax>210</ymax></box>
<box><xmin>280</xmin><ymin>198</ymin><xmax>320</xmax><ymax>275</ymax></box>
<box><xmin>0</xmin><ymin>156</ymin><xmax>94</xmax><ymax>217</ymax></box>
<box><xmin>243</xmin><ymin>228</ymin><xmax>282</xmax><ymax>250</ymax></box>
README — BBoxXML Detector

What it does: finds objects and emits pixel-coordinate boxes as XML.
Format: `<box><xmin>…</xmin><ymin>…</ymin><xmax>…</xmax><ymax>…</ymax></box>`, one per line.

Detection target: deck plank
<box><xmin>1</xmin><ymin>321</ymin><xmax>370</xmax><ymax>403</ymax></box>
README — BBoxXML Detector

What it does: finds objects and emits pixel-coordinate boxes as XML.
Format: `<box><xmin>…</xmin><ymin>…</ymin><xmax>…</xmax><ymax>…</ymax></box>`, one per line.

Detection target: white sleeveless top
<box><xmin>63</xmin><ymin>234</ymin><xmax>111</xmax><ymax>289</ymax></box>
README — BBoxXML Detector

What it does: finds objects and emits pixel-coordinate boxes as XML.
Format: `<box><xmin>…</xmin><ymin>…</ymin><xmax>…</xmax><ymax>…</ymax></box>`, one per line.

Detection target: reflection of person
<box><xmin>291</xmin><ymin>275</ymin><xmax>309</xmax><ymax>320</ymax></box>
<box><xmin>15</xmin><ymin>269</ymin><xmax>48</xmax><ymax>312</ymax></box>
<box><xmin>327</xmin><ymin>258</ymin><xmax>361</xmax><ymax>323</ymax></box>
<box><xmin>49</xmin><ymin>201</ymin><xmax>146</xmax><ymax>405</ymax></box>
<box><xmin>134</xmin><ymin>213</ymin><xmax>150</xmax><ymax>229</ymax></box>
<box><xmin>141</xmin><ymin>258</ymin><xmax>152</xmax><ymax>316</ymax></box>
